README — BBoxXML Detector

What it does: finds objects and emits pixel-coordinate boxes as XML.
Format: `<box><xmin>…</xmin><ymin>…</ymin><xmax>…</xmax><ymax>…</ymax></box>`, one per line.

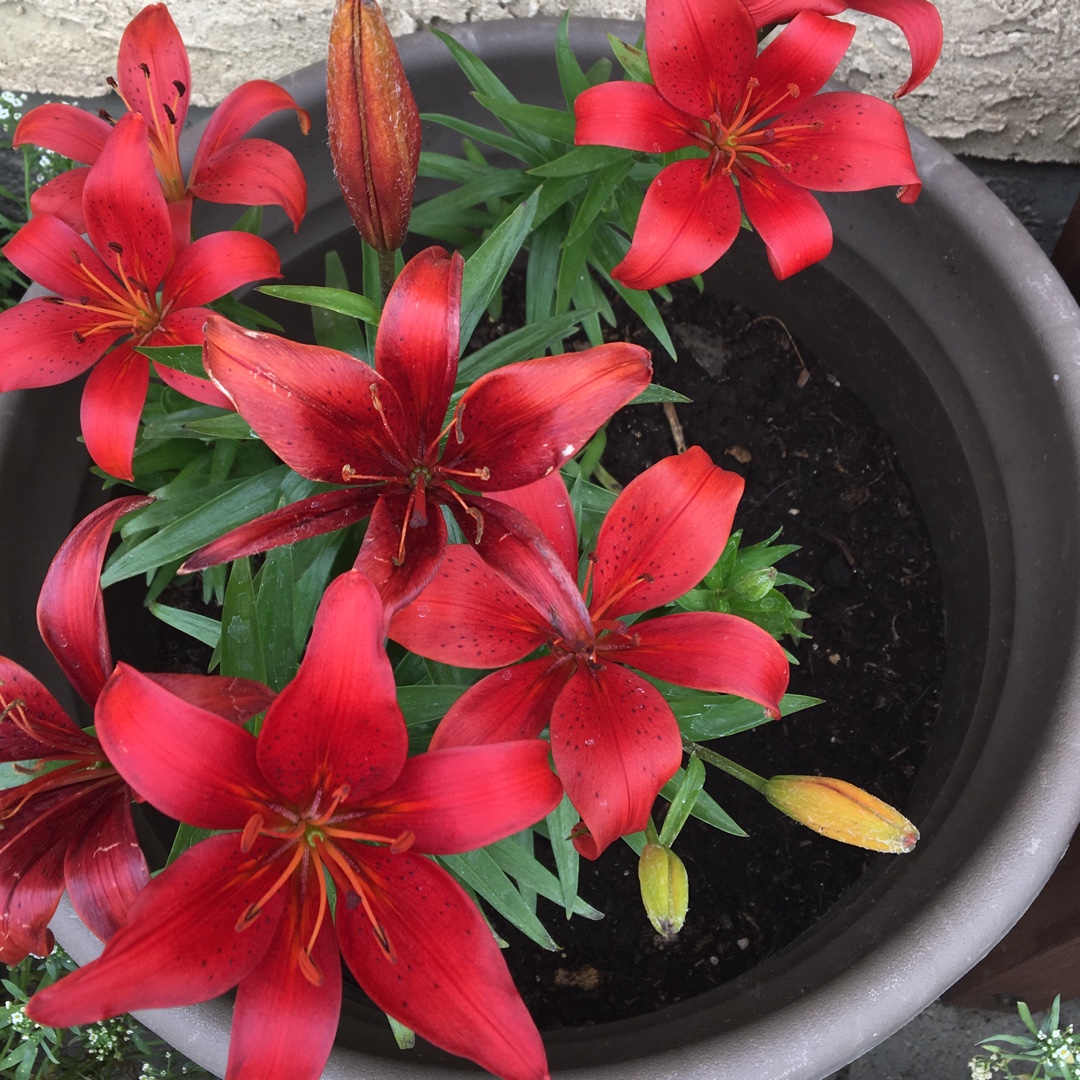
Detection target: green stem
<box><xmin>377</xmin><ymin>248</ymin><xmax>398</xmax><ymax>305</ymax></box>
<box><xmin>644</xmin><ymin>816</ymin><xmax>660</xmax><ymax>846</ymax></box>
<box><xmin>684</xmin><ymin>739</ymin><xmax>768</xmax><ymax>793</ymax></box>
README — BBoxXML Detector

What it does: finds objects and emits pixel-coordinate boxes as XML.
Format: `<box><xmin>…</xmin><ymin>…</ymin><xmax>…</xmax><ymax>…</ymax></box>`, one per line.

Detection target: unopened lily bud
<box><xmin>327</xmin><ymin>0</ymin><xmax>420</xmax><ymax>253</ymax></box>
<box><xmin>764</xmin><ymin>775</ymin><xmax>919</xmax><ymax>853</ymax></box>
<box><xmin>638</xmin><ymin>843</ymin><xmax>689</xmax><ymax>939</ymax></box>
<box><xmin>733</xmin><ymin>565</ymin><xmax>777</xmax><ymax>602</ymax></box>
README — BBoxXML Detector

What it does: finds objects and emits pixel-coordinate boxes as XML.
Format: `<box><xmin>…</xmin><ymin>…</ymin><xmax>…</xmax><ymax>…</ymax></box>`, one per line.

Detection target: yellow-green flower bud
<box><xmin>638</xmin><ymin>843</ymin><xmax>689</xmax><ymax>939</ymax></box>
<box><xmin>764</xmin><ymin>775</ymin><xmax>919</xmax><ymax>853</ymax></box>
<box><xmin>732</xmin><ymin>566</ymin><xmax>778</xmax><ymax>602</ymax></box>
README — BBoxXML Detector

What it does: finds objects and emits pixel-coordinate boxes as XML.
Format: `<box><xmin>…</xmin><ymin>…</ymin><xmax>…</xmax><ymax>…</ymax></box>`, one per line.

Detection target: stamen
<box><xmin>173</xmin><ymin>79</ymin><xmax>187</xmax><ymax>97</ymax></box>
<box><xmin>236</xmin><ymin>844</ymin><xmax>306</xmax><ymax>931</ymax></box>
<box><xmin>240</xmin><ymin>813</ymin><xmax>264</xmax><ymax>853</ymax></box>
<box><xmin>321</xmin><ymin>843</ymin><xmax>396</xmax><ymax>962</ymax></box>
<box><xmin>162</xmin><ymin>102</ymin><xmax>177</xmax><ymax>125</ymax></box>
<box><xmin>590</xmin><ymin>572</ymin><xmax>653</xmax><ymax>622</ymax></box>
<box><xmin>368</xmin><ymin>384</ymin><xmax>411</xmax><ymax>467</ymax></box>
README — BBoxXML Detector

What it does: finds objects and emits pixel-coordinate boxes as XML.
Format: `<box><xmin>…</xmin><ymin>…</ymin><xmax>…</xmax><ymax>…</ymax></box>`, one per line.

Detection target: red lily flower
<box><xmin>14</xmin><ymin>2</ymin><xmax>309</xmax><ymax>244</ymax></box>
<box><xmin>0</xmin><ymin>111</ymin><xmax>282</xmax><ymax>481</ymax></box>
<box><xmin>390</xmin><ymin>448</ymin><xmax>791</xmax><ymax>859</ymax></box>
<box><xmin>574</xmin><ymin>0</ymin><xmax>922</xmax><ymax>287</ymax></box>
<box><xmin>742</xmin><ymin>0</ymin><xmax>943</xmax><ymax>98</ymax></box>
<box><xmin>27</xmin><ymin>570</ymin><xmax>560</xmax><ymax>1080</ymax></box>
<box><xmin>180</xmin><ymin>246</ymin><xmax>652</xmax><ymax>615</ymax></box>
<box><xmin>0</xmin><ymin>496</ymin><xmax>275</xmax><ymax>963</ymax></box>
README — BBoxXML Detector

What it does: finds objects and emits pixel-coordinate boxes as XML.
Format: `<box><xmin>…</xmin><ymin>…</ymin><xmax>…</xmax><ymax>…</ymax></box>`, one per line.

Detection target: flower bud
<box><xmin>327</xmin><ymin>0</ymin><xmax>420</xmax><ymax>253</ymax></box>
<box><xmin>764</xmin><ymin>775</ymin><xmax>919</xmax><ymax>853</ymax></box>
<box><xmin>733</xmin><ymin>565</ymin><xmax>778</xmax><ymax>602</ymax></box>
<box><xmin>638</xmin><ymin>843</ymin><xmax>689</xmax><ymax>939</ymax></box>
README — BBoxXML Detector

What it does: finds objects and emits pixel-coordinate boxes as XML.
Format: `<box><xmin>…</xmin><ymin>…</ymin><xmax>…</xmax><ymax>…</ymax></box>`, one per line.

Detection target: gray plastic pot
<box><xmin>7</xmin><ymin>16</ymin><xmax>1080</xmax><ymax>1080</ymax></box>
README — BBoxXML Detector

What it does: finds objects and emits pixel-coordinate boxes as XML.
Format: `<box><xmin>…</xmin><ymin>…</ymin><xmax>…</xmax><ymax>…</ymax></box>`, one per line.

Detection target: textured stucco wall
<box><xmin>0</xmin><ymin>0</ymin><xmax>1078</xmax><ymax>163</ymax></box>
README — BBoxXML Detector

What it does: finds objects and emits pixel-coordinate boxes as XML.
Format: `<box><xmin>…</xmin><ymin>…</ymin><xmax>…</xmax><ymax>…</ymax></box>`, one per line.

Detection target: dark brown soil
<box><xmin>483</xmin><ymin>282</ymin><xmax>945</xmax><ymax>1029</ymax></box>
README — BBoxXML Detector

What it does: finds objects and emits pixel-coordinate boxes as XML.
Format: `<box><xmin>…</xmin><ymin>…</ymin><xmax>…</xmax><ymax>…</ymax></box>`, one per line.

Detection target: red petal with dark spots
<box><xmin>188</xmin><ymin>138</ymin><xmax>308</xmax><ymax>232</ymax></box>
<box><xmin>645</xmin><ymin>0</ymin><xmax>757</xmax><ymax>119</ymax></box>
<box><xmin>353</xmin><ymin>492</ymin><xmax>449</xmax><ymax>619</ymax></box>
<box><xmin>27</xmin><ymin>169</ymin><xmax>90</xmax><ymax>233</ymax></box>
<box><xmin>590</xmin><ymin>447</ymin><xmax>744</xmax><ymax>618</ymax></box>
<box><xmin>95</xmin><ymin>663</ymin><xmax>276</xmax><ymax>830</ymax></box>
<box><xmin>82</xmin><ymin>112</ymin><xmax>173</xmax><ymax>295</ymax></box>
<box><xmin>13</xmin><ymin>103</ymin><xmax>112</xmax><ymax>165</ymax></box>
<box><xmin>550</xmin><ymin>663</ymin><xmax>682</xmax><ymax>860</ymax></box>
<box><xmin>229</xmin><ymin>878</ymin><xmax>341</xmax><ymax>1080</ymax></box>
<box><xmin>489</xmin><ymin>470</ymin><xmax>580</xmax><ymax>583</ymax></box>
<box><xmin>79</xmin><ymin>344</ymin><xmax>149</xmax><ymax>480</ymax></box>
<box><xmin>162</xmin><ymin>229</ymin><xmax>281</xmax><ymax>311</ymax></box>
<box><xmin>179</xmin><ymin>487</ymin><xmax>377</xmax><ymax>573</ymax></box>
<box><xmin>332</xmin><ymin>847</ymin><xmax>550</xmax><ymax>1080</ymax></box>
<box><xmin>738</xmin><ymin>162</ymin><xmax>834</xmax><ymax>279</ymax></box>
<box><xmin>374</xmin><ymin>247</ymin><xmax>461</xmax><ymax>455</ymax></box>
<box><xmin>256</xmin><ymin>571</ymin><xmax>408</xmax><ymax>807</ymax></box>
<box><xmin>574</xmin><ymin>80</ymin><xmax>700</xmax><ymax>153</ymax></box>
<box><xmin>202</xmin><ymin>316</ymin><xmax>406</xmax><ymax>484</ymax></box>
<box><xmin>0</xmin><ymin>659</ymin><xmax>98</xmax><ymax>761</ymax></box>
<box><xmin>620</xmin><ymin>611</ymin><xmax>790</xmax><ymax>717</ymax></box>
<box><xmin>27</xmin><ymin>833</ymin><xmax>287</xmax><ymax>1027</ymax></box>
<box><xmin>390</xmin><ymin>545</ymin><xmax>549</xmax><ymax>668</ymax></box>
<box><xmin>750</xmin><ymin>10</ymin><xmax>855</xmax><ymax>103</ymax></box>
<box><xmin>427</xmin><ymin>656</ymin><xmax>572</xmax><ymax>750</ymax></box>
<box><xmin>116</xmin><ymin>3</ymin><xmax>192</xmax><ymax>134</ymax></box>
<box><xmin>359</xmin><ymin>741</ymin><xmax>562</xmax><ymax>853</ymax></box>
<box><xmin>37</xmin><ymin>494</ymin><xmax>152</xmax><ymax>706</ymax></box>
<box><xmin>0</xmin><ymin>297</ymin><xmax>108</xmax><ymax>391</ymax></box>
<box><xmin>611</xmin><ymin>158</ymin><xmax>742</xmax><ymax>291</ymax></box>
<box><xmin>444</xmin><ymin>342</ymin><xmax>652</xmax><ymax>490</ymax></box>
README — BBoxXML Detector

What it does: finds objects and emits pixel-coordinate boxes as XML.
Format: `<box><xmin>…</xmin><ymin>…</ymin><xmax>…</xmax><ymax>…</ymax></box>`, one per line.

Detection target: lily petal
<box><xmin>774</xmin><ymin>92</ymin><xmax>922</xmax><ymax>193</ymax></box>
<box><xmin>188</xmin><ymin>139</ymin><xmax>308</xmax><ymax>233</ymax></box>
<box><xmin>619</xmin><ymin>611</ymin><xmax>790</xmax><ymax>717</ymax></box>
<box><xmin>64</xmin><ymin>791</ymin><xmax>148</xmax><ymax>942</ymax></box>
<box><xmin>375</xmin><ymin>247</ymin><xmax>461</xmax><ymax>455</ymax></box>
<box><xmin>446</xmin><ymin>342</ymin><xmax>652</xmax><ymax>490</ymax></box>
<box><xmin>163</xmin><ymin>230</ymin><xmax>282</xmax><ymax>311</ymax></box>
<box><xmin>257</xmin><ymin>571</ymin><xmax>407</xmax><ymax>806</ymax></box>
<box><xmin>79</xmin><ymin>344</ymin><xmax>149</xmax><ymax>481</ymax></box>
<box><xmin>146</xmin><ymin>673</ymin><xmax>277</xmax><ymax>724</ymax></box>
<box><xmin>179</xmin><ymin>487</ymin><xmax>377</xmax><ymax>573</ymax></box>
<box><xmin>847</xmin><ymin>0</ymin><xmax>944</xmax><ymax>97</ymax></box>
<box><xmin>202</xmin><ymin>316</ymin><xmax>406</xmax><ymax>484</ymax></box>
<box><xmin>2</xmin><ymin>212</ymin><xmax>119</xmax><ymax>303</ymax></box>
<box><xmin>551</xmin><ymin>663</ymin><xmax>682</xmax><ymax>859</ymax></box>
<box><xmin>82</xmin><ymin>113</ymin><xmax>172</xmax><ymax>295</ymax></box>
<box><xmin>37</xmin><ymin>494</ymin><xmax>152</xmax><ymax>706</ymax></box>
<box><xmin>229</xmin><ymin>879</ymin><xmax>341</xmax><ymax>1080</ymax></box>
<box><xmin>352</xmin><ymin>492</ymin><xmax>449</xmax><ymax>618</ymax></box>
<box><xmin>360</xmin><ymin>741</ymin><xmax>562</xmax><ymax>854</ymax></box>
<box><xmin>389</xmin><ymin>545</ymin><xmax>549</xmax><ymax>668</ymax></box>
<box><xmin>429</xmin><ymin>656</ymin><xmax>571</xmax><ymax>750</ymax></box>
<box><xmin>116</xmin><ymin>2</ymin><xmax>192</xmax><ymax>133</ymax></box>
<box><xmin>751</xmin><ymin>10</ymin><xmax>855</xmax><ymax>103</ymax></box>
<box><xmin>95</xmin><ymin>663</ymin><xmax>276</xmax><ymax>829</ymax></box>
<box><xmin>13</xmin><ymin>103</ymin><xmax>112</xmax><ymax>164</ymax></box>
<box><xmin>333</xmin><ymin>848</ymin><xmax>549</xmax><ymax>1080</ymax></box>
<box><xmin>0</xmin><ymin>298</ymin><xmax>107</xmax><ymax>391</ymax></box>
<box><xmin>490</xmin><ymin>471</ymin><xmax>580</xmax><ymax>582</ymax></box>
<box><xmin>646</xmin><ymin>0</ymin><xmax>757</xmax><ymax>119</ymax></box>
<box><xmin>27</xmin><ymin>169</ymin><xmax>90</xmax><ymax>233</ymax></box>
<box><xmin>27</xmin><ymin>834</ymin><xmax>286</xmax><ymax>1027</ymax></box>
<box><xmin>738</xmin><ymin>162</ymin><xmax>834</xmax><ymax>280</ymax></box>
<box><xmin>574</xmin><ymin>81</ymin><xmax>699</xmax><ymax>153</ymax></box>
<box><xmin>590</xmin><ymin>448</ymin><xmax>743</xmax><ymax>618</ymax></box>
<box><xmin>613</xmin><ymin>158</ymin><xmax>742</xmax><ymax>290</ymax></box>
<box><xmin>0</xmin><ymin>659</ymin><xmax>97</xmax><ymax>761</ymax></box>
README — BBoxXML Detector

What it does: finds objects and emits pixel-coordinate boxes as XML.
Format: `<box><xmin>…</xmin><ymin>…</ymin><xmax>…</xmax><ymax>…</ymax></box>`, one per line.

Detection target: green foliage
<box><xmin>0</xmin><ymin>946</ymin><xmax>209</xmax><ymax>1078</ymax></box>
<box><xmin>415</xmin><ymin>16</ymin><xmax>685</xmax><ymax>359</ymax></box>
<box><xmin>970</xmin><ymin>997</ymin><xmax>1079</xmax><ymax>1079</ymax></box>
<box><xmin>676</xmin><ymin>529</ymin><xmax>812</xmax><ymax>647</ymax></box>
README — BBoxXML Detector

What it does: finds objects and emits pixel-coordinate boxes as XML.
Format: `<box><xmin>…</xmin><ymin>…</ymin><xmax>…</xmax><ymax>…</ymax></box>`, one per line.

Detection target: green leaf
<box><xmin>439</xmin><ymin>849</ymin><xmax>559</xmax><ymax>951</ymax></box>
<box><xmin>254</xmin><ymin>544</ymin><xmax>298</xmax><ymax>691</ymax></box>
<box><xmin>547</xmin><ymin>793</ymin><xmax>585</xmax><ymax>920</ymax></box>
<box><xmin>408</xmin><ymin>170</ymin><xmax>534</xmax><ymax>239</ymax></box>
<box><xmin>395</xmin><ymin>684</ymin><xmax>466</xmax><ymax>727</ymax></box>
<box><xmin>101</xmin><ymin>466</ymin><xmax>293</xmax><ymax>585</ymax></box>
<box><xmin>459</xmin><ymin>188</ymin><xmax>540</xmax><ymax>348</ymax></box>
<box><xmin>660</xmin><ymin>774</ymin><xmax>746</xmax><ymax>837</ymax></box>
<box><xmin>149</xmin><ymin>602</ymin><xmax>221</xmax><ymax>650</ymax></box>
<box><xmin>564</xmin><ymin>156</ymin><xmax>635</xmax><ymax>248</ymax></box>
<box><xmin>630</xmin><ymin>384</ymin><xmax>693</xmax><ymax>404</ymax></box>
<box><xmin>219</xmin><ymin>558</ymin><xmax>267</xmax><ymax>685</ymax></box>
<box><xmin>137</xmin><ymin>344</ymin><xmax>205</xmax><ymax>377</ymax></box>
<box><xmin>658</xmin><ymin>754</ymin><xmax>706</xmax><ymax>847</ymax></box>
<box><xmin>486</xmin><ymin>834</ymin><xmax>603</xmax><ymax>920</ymax></box>
<box><xmin>556</xmin><ymin>10</ymin><xmax>590</xmax><ymax>106</ymax></box>
<box><xmin>0</xmin><ymin>761</ymin><xmax>35</xmax><ymax>791</ymax></box>
<box><xmin>420</xmin><ymin>112</ymin><xmax>536</xmax><ymax>164</ymax></box>
<box><xmin>231</xmin><ymin>205</ymin><xmax>264</xmax><ymax>235</ymax></box>
<box><xmin>387</xmin><ymin>1016</ymin><xmax>415</xmax><ymax>1050</ymax></box>
<box><xmin>472</xmin><ymin>94</ymin><xmax>575</xmax><ymax>143</ymax></box>
<box><xmin>256</xmin><ymin>284</ymin><xmax>379</xmax><ymax>324</ymax></box>
<box><xmin>608</xmin><ymin>34</ymin><xmax>653</xmax><ymax>83</ymax></box>
<box><xmin>182</xmin><ymin>413</ymin><xmax>260</xmax><ymax>439</ymax></box>
<box><xmin>166</xmin><ymin>822</ymin><xmax>216</xmax><ymax>868</ymax></box>
<box><xmin>670</xmin><ymin>690</ymin><xmax>822</xmax><ymax>741</ymax></box>
<box><xmin>417</xmin><ymin>150</ymin><xmax>488</xmax><ymax>183</ymax></box>
<box><xmin>527</xmin><ymin>144</ymin><xmax>629</xmax><ymax>179</ymax></box>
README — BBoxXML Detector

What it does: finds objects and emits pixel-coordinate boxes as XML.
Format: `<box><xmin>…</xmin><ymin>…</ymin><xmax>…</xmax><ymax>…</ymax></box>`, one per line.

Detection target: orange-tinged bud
<box><xmin>327</xmin><ymin>0</ymin><xmax>420</xmax><ymax>253</ymax></box>
<box><xmin>763</xmin><ymin>775</ymin><xmax>919</xmax><ymax>854</ymax></box>
<box><xmin>638</xmin><ymin>843</ymin><xmax>689</xmax><ymax>939</ymax></box>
